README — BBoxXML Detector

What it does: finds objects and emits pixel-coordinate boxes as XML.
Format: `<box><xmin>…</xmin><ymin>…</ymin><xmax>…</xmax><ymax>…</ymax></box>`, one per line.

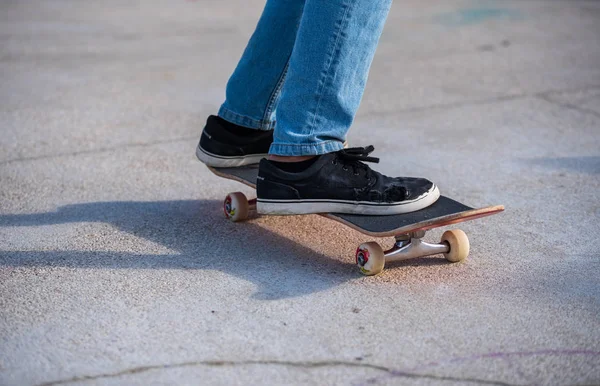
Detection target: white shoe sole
<box><xmin>257</xmin><ymin>185</ymin><xmax>440</xmax><ymax>216</ymax></box>
<box><xmin>196</xmin><ymin>145</ymin><xmax>267</xmax><ymax>167</ymax></box>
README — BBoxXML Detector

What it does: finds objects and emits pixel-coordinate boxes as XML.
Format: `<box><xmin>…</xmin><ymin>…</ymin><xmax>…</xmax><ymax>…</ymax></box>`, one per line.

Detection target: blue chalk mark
<box><xmin>435</xmin><ymin>7</ymin><xmax>521</xmax><ymax>27</ymax></box>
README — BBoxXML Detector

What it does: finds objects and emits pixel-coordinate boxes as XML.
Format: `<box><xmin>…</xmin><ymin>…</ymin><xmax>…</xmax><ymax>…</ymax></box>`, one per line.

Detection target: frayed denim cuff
<box><xmin>268</xmin><ymin>140</ymin><xmax>344</xmax><ymax>156</ymax></box>
<box><xmin>218</xmin><ymin>105</ymin><xmax>275</xmax><ymax>131</ymax></box>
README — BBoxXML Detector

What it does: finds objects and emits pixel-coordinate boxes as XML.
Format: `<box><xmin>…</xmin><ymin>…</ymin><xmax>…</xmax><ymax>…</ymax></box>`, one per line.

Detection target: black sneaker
<box><xmin>195</xmin><ymin>115</ymin><xmax>273</xmax><ymax>167</ymax></box>
<box><xmin>256</xmin><ymin>146</ymin><xmax>440</xmax><ymax>215</ymax></box>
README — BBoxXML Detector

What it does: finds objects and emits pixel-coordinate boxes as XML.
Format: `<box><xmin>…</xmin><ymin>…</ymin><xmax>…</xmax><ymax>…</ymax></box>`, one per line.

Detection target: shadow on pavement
<box><xmin>0</xmin><ymin>200</ymin><xmax>358</xmax><ymax>300</ymax></box>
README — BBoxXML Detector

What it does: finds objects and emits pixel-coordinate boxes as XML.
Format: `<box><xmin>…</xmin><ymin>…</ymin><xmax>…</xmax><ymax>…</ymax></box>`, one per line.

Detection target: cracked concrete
<box><xmin>37</xmin><ymin>359</ymin><xmax>524</xmax><ymax>386</ymax></box>
<box><xmin>0</xmin><ymin>136</ymin><xmax>197</xmax><ymax>166</ymax></box>
<box><xmin>1</xmin><ymin>0</ymin><xmax>599</xmax><ymax>385</ymax></box>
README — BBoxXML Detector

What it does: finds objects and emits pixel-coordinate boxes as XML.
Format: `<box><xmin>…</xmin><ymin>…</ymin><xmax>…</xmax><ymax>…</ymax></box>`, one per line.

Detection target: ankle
<box><xmin>215</xmin><ymin>116</ymin><xmax>261</xmax><ymax>137</ymax></box>
<box><xmin>267</xmin><ymin>155</ymin><xmax>320</xmax><ymax>173</ymax></box>
<box><xmin>268</xmin><ymin>155</ymin><xmax>316</xmax><ymax>163</ymax></box>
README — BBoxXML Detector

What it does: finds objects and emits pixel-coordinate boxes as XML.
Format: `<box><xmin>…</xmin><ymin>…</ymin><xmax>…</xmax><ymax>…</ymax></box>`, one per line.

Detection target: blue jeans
<box><xmin>218</xmin><ymin>0</ymin><xmax>393</xmax><ymax>156</ymax></box>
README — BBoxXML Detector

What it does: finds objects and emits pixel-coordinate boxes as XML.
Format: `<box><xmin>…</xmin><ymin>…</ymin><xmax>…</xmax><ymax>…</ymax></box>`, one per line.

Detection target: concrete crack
<box><xmin>360</xmin><ymin>84</ymin><xmax>600</xmax><ymax>117</ymax></box>
<box><xmin>536</xmin><ymin>93</ymin><xmax>600</xmax><ymax>120</ymax></box>
<box><xmin>361</xmin><ymin>93</ymin><xmax>529</xmax><ymax>117</ymax></box>
<box><xmin>36</xmin><ymin>359</ymin><xmax>515</xmax><ymax>386</ymax></box>
<box><xmin>0</xmin><ymin>136</ymin><xmax>197</xmax><ymax>166</ymax></box>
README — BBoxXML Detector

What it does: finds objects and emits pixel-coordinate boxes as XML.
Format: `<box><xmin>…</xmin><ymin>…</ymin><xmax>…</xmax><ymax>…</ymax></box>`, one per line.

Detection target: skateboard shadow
<box><xmin>0</xmin><ymin>200</ymin><xmax>357</xmax><ymax>300</ymax></box>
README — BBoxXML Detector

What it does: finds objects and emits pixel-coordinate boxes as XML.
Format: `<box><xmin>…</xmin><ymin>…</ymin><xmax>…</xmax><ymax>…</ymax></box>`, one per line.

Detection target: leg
<box><xmin>196</xmin><ymin>0</ymin><xmax>304</xmax><ymax>167</ymax></box>
<box><xmin>218</xmin><ymin>0</ymin><xmax>305</xmax><ymax>131</ymax></box>
<box><xmin>256</xmin><ymin>0</ymin><xmax>440</xmax><ymax>216</ymax></box>
<box><xmin>270</xmin><ymin>0</ymin><xmax>393</xmax><ymax>156</ymax></box>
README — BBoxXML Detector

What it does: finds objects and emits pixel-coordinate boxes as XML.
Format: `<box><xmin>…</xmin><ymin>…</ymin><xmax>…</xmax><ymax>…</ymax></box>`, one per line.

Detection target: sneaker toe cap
<box><xmin>392</xmin><ymin>177</ymin><xmax>435</xmax><ymax>200</ymax></box>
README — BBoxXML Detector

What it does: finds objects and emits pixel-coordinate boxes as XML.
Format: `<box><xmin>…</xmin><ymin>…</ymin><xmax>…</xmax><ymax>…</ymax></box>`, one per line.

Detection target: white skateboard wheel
<box><xmin>441</xmin><ymin>229</ymin><xmax>470</xmax><ymax>262</ymax></box>
<box><xmin>223</xmin><ymin>192</ymin><xmax>249</xmax><ymax>222</ymax></box>
<box><xmin>356</xmin><ymin>242</ymin><xmax>385</xmax><ymax>276</ymax></box>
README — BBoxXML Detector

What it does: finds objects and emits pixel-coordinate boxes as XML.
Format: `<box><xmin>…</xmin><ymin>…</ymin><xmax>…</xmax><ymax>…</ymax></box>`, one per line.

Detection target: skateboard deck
<box><xmin>208</xmin><ymin>165</ymin><xmax>503</xmax><ymax>235</ymax></box>
<box><xmin>207</xmin><ymin>165</ymin><xmax>503</xmax><ymax>275</ymax></box>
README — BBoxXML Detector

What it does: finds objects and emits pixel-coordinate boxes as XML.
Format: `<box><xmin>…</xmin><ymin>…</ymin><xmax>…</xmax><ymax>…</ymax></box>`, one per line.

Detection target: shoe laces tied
<box><xmin>335</xmin><ymin>145</ymin><xmax>380</xmax><ymax>175</ymax></box>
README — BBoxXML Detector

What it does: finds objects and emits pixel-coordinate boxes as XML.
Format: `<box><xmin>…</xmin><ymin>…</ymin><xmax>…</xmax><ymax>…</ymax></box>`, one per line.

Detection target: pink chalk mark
<box><xmin>360</xmin><ymin>349</ymin><xmax>600</xmax><ymax>385</ymax></box>
<box><xmin>412</xmin><ymin>349</ymin><xmax>600</xmax><ymax>371</ymax></box>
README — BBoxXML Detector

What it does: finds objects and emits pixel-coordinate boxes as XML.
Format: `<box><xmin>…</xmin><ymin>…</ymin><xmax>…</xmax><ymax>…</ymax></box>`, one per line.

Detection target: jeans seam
<box><xmin>263</xmin><ymin>56</ymin><xmax>291</xmax><ymax>126</ymax></box>
<box><xmin>307</xmin><ymin>0</ymin><xmax>353</xmax><ymax>137</ymax></box>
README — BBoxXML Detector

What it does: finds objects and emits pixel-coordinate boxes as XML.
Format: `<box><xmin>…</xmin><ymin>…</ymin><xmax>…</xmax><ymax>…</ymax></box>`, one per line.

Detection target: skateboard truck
<box><xmin>385</xmin><ymin>231</ymin><xmax>449</xmax><ymax>261</ymax></box>
<box><xmin>356</xmin><ymin>229</ymin><xmax>470</xmax><ymax>276</ymax></box>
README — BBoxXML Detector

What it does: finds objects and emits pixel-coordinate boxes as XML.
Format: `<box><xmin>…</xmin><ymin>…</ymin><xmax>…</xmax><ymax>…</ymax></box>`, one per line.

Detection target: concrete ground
<box><xmin>1</xmin><ymin>0</ymin><xmax>599</xmax><ymax>385</ymax></box>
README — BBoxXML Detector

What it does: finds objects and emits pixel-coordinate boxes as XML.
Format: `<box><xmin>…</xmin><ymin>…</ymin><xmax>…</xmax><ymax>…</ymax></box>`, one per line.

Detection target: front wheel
<box><xmin>441</xmin><ymin>229</ymin><xmax>470</xmax><ymax>262</ymax></box>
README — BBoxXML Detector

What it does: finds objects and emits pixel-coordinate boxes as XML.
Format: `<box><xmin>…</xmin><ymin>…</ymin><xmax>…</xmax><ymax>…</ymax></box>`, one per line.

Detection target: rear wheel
<box><xmin>223</xmin><ymin>192</ymin><xmax>249</xmax><ymax>222</ymax></box>
<box><xmin>356</xmin><ymin>242</ymin><xmax>385</xmax><ymax>276</ymax></box>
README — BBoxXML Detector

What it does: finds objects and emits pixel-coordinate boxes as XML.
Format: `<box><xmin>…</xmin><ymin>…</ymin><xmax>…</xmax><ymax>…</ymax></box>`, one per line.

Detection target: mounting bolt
<box><xmin>394</xmin><ymin>234</ymin><xmax>410</xmax><ymax>242</ymax></box>
<box><xmin>411</xmin><ymin>230</ymin><xmax>426</xmax><ymax>239</ymax></box>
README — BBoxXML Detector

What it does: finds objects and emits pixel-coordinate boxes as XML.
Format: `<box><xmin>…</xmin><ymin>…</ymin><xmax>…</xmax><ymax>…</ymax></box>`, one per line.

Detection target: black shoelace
<box><xmin>334</xmin><ymin>145</ymin><xmax>380</xmax><ymax>175</ymax></box>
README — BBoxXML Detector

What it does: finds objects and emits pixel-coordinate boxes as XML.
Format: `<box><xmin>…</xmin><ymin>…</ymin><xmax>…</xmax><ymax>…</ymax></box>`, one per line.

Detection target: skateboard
<box><xmin>207</xmin><ymin>165</ymin><xmax>504</xmax><ymax>276</ymax></box>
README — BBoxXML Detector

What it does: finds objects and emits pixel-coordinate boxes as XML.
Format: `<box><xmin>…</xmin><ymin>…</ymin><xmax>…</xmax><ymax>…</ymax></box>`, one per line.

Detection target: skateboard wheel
<box><xmin>441</xmin><ymin>229</ymin><xmax>470</xmax><ymax>262</ymax></box>
<box><xmin>356</xmin><ymin>242</ymin><xmax>385</xmax><ymax>276</ymax></box>
<box><xmin>223</xmin><ymin>192</ymin><xmax>249</xmax><ymax>222</ymax></box>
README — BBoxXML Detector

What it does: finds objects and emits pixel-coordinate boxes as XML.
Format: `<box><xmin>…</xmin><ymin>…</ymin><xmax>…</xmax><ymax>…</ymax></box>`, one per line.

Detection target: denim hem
<box><xmin>218</xmin><ymin>106</ymin><xmax>275</xmax><ymax>131</ymax></box>
<box><xmin>269</xmin><ymin>140</ymin><xmax>344</xmax><ymax>156</ymax></box>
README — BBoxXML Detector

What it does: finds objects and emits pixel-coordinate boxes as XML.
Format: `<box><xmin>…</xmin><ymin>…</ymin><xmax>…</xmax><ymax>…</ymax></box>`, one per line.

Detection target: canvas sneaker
<box><xmin>196</xmin><ymin>115</ymin><xmax>273</xmax><ymax>167</ymax></box>
<box><xmin>256</xmin><ymin>146</ymin><xmax>440</xmax><ymax>215</ymax></box>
